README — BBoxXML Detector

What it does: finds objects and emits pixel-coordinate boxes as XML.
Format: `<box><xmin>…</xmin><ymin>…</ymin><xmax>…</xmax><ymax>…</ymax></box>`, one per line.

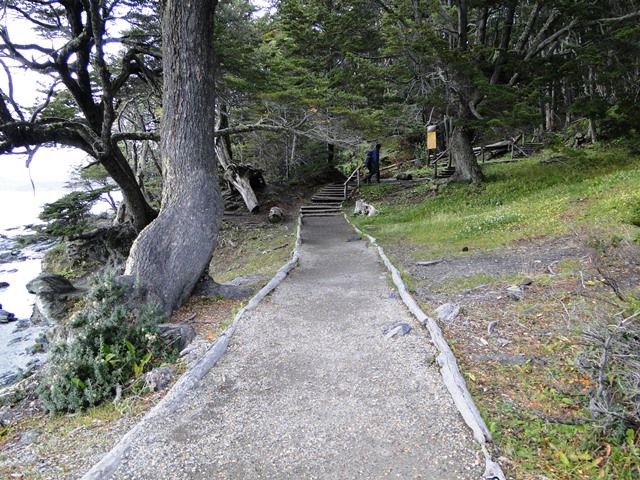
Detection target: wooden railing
<box><xmin>344</xmin><ymin>165</ymin><xmax>361</xmax><ymax>199</ymax></box>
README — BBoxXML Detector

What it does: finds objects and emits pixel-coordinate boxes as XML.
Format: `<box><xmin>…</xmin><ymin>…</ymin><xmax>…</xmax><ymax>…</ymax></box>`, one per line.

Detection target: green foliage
<box><xmin>38</xmin><ymin>188</ymin><xmax>114</xmax><ymax>237</ymax></box>
<box><xmin>39</xmin><ymin>275</ymin><xmax>174</xmax><ymax>413</ymax></box>
<box><xmin>630</xmin><ymin>203</ymin><xmax>640</xmax><ymax>227</ymax></box>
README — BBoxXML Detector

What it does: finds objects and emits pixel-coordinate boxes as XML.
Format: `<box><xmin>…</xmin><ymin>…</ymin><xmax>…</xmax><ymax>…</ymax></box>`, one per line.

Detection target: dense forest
<box><xmin>0</xmin><ymin>0</ymin><xmax>639</xmax><ymax>478</ymax></box>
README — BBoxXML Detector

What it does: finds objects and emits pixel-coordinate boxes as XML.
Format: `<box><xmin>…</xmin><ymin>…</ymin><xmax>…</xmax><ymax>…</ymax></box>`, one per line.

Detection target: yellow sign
<box><xmin>426</xmin><ymin>131</ymin><xmax>437</xmax><ymax>150</ymax></box>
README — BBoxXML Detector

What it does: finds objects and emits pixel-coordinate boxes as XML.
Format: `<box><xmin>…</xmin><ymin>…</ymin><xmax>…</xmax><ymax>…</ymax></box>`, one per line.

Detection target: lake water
<box><xmin>0</xmin><ymin>149</ymin><xmax>84</xmax><ymax>385</ymax></box>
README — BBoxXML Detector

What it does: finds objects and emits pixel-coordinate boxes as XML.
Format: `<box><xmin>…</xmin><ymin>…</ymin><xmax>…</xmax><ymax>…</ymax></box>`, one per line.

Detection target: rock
<box><xmin>506</xmin><ymin>286</ymin><xmax>524</xmax><ymax>301</ymax></box>
<box><xmin>26</xmin><ymin>274</ymin><xmax>80</xmax><ymax>324</ymax></box>
<box><xmin>26</xmin><ymin>274</ymin><xmax>76</xmax><ymax>295</ymax></box>
<box><xmin>0</xmin><ymin>309</ymin><xmax>16</xmax><ymax>323</ymax></box>
<box><xmin>0</xmin><ymin>251</ymin><xmax>26</xmax><ymax>263</ymax></box>
<box><xmin>193</xmin><ymin>278</ymin><xmax>253</xmax><ymax>300</ymax></box>
<box><xmin>487</xmin><ymin>320</ymin><xmax>499</xmax><ymax>335</ymax></box>
<box><xmin>395</xmin><ymin>172</ymin><xmax>413</xmax><ymax>180</ymax></box>
<box><xmin>14</xmin><ymin>319</ymin><xmax>31</xmax><ymax>332</ymax></box>
<box><xmin>354</xmin><ymin>199</ymin><xmax>378</xmax><ymax>217</ymax></box>
<box><xmin>157</xmin><ymin>323</ymin><xmax>196</xmax><ymax>352</ymax></box>
<box><xmin>27</xmin><ymin>333</ymin><xmax>49</xmax><ymax>354</ymax></box>
<box><xmin>144</xmin><ymin>367</ymin><xmax>174</xmax><ymax>392</ymax></box>
<box><xmin>0</xmin><ymin>371</ymin><xmax>19</xmax><ymax>387</ymax></box>
<box><xmin>383</xmin><ymin>322</ymin><xmax>412</xmax><ymax>339</ymax></box>
<box><xmin>354</xmin><ymin>200</ymin><xmax>367</xmax><ymax>215</ymax></box>
<box><xmin>519</xmin><ymin>278</ymin><xmax>533</xmax><ymax>287</ymax></box>
<box><xmin>462</xmin><ymin>246</ymin><xmax>469</xmax><ymax>252</ymax></box>
<box><xmin>268</xmin><ymin>206</ymin><xmax>284</xmax><ymax>223</ymax></box>
<box><xmin>228</xmin><ymin>274</ymin><xmax>262</xmax><ymax>288</ymax></box>
<box><xmin>415</xmin><ymin>259</ymin><xmax>442</xmax><ymax>267</ymax></box>
<box><xmin>19</xmin><ymin>429</ymin><xmax>40</xmax><ymax>446</ymax></box>
<box><xmin>435</xmin><ymin>303</ymin><xmax>460</xmax><ymax>322</ymax></box>
<box><xmin>8</xmin><ymin>335</ymin><xmax>27</xmax><ymax>346</ymax></box>
<box><xmin>0</xmin><ymin>281</ymin><xmax>9</xmax><ymax>289</ymax></box>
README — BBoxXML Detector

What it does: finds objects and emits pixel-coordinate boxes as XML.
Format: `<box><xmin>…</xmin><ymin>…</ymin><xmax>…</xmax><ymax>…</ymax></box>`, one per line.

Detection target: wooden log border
<box><xmin>83</xmin><ymin>217</ymin><xmax>303</xmax><ymax>480</ymax></box>
<box><xmin>346</xmin><ymin>215</ymin><xmax>506</xmax><ymax>480</ymax></box>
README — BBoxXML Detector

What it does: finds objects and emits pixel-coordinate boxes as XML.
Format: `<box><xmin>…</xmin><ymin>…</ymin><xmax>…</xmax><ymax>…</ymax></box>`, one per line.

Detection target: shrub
<box><xmin>580</xmin><ymin>303</ymin><xmax>640</xmax><ymax>438</ymax></box>
<box><xmin>39</xmin><ymin>275</ymin><xmax>175</xmax><ymax>413</ymax></box>
<box><xmin>38</xmin><ymin>187</ymin><xmax>114</xmax><ymax>238</ymax></box>
<box><xmin>631</xmin><ymin>203</ymin><xmax>640</xmax><ymax>227</ymax></box>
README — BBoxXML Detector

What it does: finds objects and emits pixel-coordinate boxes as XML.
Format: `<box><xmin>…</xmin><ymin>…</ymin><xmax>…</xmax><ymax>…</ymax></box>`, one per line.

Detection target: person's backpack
<box><xmin>365</xmin><ymin>150</ymin><xmax>373</xmax><ymax>168</ymax></box>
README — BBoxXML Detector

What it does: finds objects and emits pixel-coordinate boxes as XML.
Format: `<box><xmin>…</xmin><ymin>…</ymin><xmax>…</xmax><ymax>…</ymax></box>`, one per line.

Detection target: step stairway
<box><xmin>300</xmin><ymin>181</ymin><xmax>357</xmax><ymax>220</ymax></box>
<box><xmin>435</xmin><ymin>165</ymin><xmax>456</xmax><ymax>179</ymax></box>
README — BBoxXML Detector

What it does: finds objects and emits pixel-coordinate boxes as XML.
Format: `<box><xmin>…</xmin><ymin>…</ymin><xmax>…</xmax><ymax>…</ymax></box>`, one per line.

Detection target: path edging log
<box><xmin>345</xmin><ymin>214</ymin><xmax>506</xmax><ymax>480</ymax></box>
<box><xmin>82</xmin><ymin>218</ymin><xmax>303</xmax><ymax>480</ymax></box>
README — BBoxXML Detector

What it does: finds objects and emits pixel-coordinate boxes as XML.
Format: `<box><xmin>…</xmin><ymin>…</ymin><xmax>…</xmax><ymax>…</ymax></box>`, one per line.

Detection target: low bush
<box><xmin>580</xmin><ymin>302</ymin><xmax>640</xmax><ymax>438</ymax></box>
<box><xmin>39</xmin><ymin>275</ymin><xmax>176</xmax><ymax>413</ymax></box>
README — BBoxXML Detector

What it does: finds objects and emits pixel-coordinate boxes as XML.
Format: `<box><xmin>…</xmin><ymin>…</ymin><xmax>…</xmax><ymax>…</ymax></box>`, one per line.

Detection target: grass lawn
<box><xmin>354</xmin><ymin>146</ymin><xmax>640</xmax><ymax>257</ymax></box>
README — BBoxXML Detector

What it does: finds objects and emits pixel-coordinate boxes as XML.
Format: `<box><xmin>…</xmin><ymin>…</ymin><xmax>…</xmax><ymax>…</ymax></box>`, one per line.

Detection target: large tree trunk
<box><xmin>450</xmin><ymin>125</ymin><xmax>484</xmax><ymax>184</ymax></box>
<box><xmin>124</xmin><ymin>0</ymin><xmax>222</xmax><ymax>313</ymax></box>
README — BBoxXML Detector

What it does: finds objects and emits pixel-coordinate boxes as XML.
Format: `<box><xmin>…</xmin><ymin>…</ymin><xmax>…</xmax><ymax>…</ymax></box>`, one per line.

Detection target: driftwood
<box><xmin>215</xmin><ymin>109</ymin><xmax>262</xmax><ymax>213</ymax></box>
<box><xmin>216</xmin><ymin>140</ymin><xmax>260</xmax><ymax>213</ymax></box>
<box><xmin>415</xmin><ymin>259</ymin><xmax>443</xmax><ymax>267</ymax></box>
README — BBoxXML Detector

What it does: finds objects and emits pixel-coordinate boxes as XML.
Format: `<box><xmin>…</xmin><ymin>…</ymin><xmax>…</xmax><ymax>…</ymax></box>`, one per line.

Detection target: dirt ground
<box><xmin>383</xmin><ymin>230</ymin><xmax>640</xmax><ymax>479</ymax></box>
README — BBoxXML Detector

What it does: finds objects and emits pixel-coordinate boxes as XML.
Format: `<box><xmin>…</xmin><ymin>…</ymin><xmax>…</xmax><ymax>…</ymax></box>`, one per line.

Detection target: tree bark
<box><xmin>450</xmin><ymin>125</ymin><xmax>484</xmax><ymax>184</ymax></box>
<box><xmin>125</xmin><ymin>0</ymin><xmax>222</xmax><ymax>313</ymax></box>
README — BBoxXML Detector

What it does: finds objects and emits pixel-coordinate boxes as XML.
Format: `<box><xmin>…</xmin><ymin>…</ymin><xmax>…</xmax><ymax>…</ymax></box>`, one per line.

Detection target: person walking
<box><xmin>364</xmin><ymin>143</ymin><xmax>381</xmax><ymax>184</ymax></box>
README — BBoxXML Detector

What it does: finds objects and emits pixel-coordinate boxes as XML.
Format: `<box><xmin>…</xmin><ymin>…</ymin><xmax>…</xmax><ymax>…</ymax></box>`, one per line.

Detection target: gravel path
<box><xmin>109</xmin><ymin>216</ymin><xmax>484</xmax><ymax>479</ymax></box>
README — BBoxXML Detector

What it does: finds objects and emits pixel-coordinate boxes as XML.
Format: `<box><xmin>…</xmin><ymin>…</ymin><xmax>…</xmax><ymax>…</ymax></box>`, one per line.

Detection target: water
<box><xmin>0</xmin><ymin>149</ymin><xmax>84</xmax><ymax>385</ymax></box>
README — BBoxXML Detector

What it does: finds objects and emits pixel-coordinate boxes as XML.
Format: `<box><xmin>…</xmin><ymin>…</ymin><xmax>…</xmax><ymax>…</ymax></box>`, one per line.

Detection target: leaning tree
<box><xmin>0</xmin><ymin>0</ymin><xmax>159</xmax><ymax>230</ymax></box>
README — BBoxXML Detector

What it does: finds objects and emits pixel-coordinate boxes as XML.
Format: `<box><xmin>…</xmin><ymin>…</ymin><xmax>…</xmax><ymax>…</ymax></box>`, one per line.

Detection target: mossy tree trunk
<box><xmin>450</xmin><ymin>124</ymin><xmax>484</xmax><ymax>185</ymax></box>
<box><xmin>124</xmin><ymin>0</ymin><xmax>222</xmax><ymax>313</ymax></box>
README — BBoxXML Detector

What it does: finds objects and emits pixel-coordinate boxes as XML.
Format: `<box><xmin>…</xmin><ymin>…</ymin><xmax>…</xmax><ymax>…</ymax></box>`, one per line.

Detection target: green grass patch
<box><xmin>211</xmin><ymin>222</ymin><xmax>296</xmax><ymax>284</ymax></box>
<box><xmin>352</xmin><ymin>146</ymin><xmax>640</xmax><ymax>256</ymax></box>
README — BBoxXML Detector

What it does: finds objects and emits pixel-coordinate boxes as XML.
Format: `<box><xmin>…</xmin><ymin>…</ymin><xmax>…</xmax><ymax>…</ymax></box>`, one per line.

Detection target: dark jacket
<box><xmin>366</xmin><ymin>149</ymin><xmax>380</xmax><ymax>170</ymax></box>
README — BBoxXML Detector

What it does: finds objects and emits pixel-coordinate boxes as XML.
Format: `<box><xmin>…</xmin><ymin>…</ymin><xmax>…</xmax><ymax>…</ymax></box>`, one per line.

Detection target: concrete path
<box><xmin>111</xmin><ymin>216</ymin><xmax>484</xmax><ymax>479</ymax></box>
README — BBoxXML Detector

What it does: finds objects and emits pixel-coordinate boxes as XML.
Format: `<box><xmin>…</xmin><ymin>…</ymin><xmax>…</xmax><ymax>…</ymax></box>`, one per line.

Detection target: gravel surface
<box><xmin>109</xmin><ymin>215</ymin><xmax>484</xmax><ymax>479</ymax></box>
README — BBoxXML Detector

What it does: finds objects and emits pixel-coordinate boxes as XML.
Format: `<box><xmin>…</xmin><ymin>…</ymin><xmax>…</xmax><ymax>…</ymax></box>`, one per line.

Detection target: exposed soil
<box><xmin>382</xmin><ymin>232</ymin><xmax>640</xmax><ymax>479</ymax></box>
<box><xmin>404</xmin><ymin>236</ymin><xmax>586</xmax><ymax>291</ymax></box>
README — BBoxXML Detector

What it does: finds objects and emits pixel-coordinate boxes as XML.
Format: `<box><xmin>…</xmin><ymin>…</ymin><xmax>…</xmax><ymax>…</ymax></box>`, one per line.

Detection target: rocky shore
<box><xmin>0</xmin><ymin>231</ymin><xmax>60</xmax><ymax>386</ymax></box>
